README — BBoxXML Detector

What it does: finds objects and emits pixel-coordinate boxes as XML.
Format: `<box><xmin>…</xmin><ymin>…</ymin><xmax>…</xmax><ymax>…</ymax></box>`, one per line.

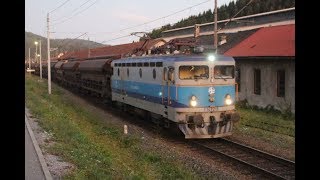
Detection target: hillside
<box><xmin>148</xmin><ymin>0</ymin><xmax>295</xmax><ymax>39</ymax></box>
<box><xmin>25</xmin><ymin>31</ymin><xmax>104</xmax><ymax>60</ymax></box>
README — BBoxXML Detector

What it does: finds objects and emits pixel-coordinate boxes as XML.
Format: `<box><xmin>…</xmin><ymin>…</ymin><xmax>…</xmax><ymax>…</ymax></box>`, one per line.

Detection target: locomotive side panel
<box><xmin>111</xmin><ymin>59</ymin><xmax>167</xmax><ymax>117</ymax></box>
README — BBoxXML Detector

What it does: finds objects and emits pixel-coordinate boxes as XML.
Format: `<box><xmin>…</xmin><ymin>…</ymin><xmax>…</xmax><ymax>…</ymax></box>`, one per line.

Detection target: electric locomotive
<box><xmin>111</xmin><ymin>54</ymin><xmax>240</xmax><ymax>139</ymax></box>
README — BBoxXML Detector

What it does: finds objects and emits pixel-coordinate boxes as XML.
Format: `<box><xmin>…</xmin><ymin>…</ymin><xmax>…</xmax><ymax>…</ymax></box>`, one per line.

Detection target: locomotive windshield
<box><xmin>179</xmin><ymin>65</ymin><xmax>209</xmax><ymax>80</ymax></box>
<box><xmin>214</xmin><ymin>65</ymin><xmax>234</xmax><ymax>79</ymax></box>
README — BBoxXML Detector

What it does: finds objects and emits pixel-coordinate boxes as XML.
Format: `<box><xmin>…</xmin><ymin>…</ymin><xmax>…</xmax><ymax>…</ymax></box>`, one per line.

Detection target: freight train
<box><xmin>27</xmin><ymin>53</ymin><xmax>240</xmax><ymax>138</ymax></box>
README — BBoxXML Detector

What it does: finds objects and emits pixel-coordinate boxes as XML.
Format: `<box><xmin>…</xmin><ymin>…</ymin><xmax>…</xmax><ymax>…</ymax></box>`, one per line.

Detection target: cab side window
<box><xmin>163</xmin><ymin>67</ymin><xmax>167</xmax><ymax>81</ymax></box>
<box><xmin>168</xmin><ymin>67</ymin><xmax>174</xmax><ymax>82</ymax></box>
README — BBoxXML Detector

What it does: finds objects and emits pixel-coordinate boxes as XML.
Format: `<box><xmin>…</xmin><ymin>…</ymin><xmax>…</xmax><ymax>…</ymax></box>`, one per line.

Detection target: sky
<box><xmin>25</xmin><ymin>0</ymin><xmax>234</xmax><ymax>45</ymax></box>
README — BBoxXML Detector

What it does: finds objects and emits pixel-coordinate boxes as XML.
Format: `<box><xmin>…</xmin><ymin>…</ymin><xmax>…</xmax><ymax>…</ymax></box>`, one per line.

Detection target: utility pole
<box><xmin>40</xmin><ymin>40</ymin><xmax>42</xmax><ymax>79</ymax></box>
<box><xmin>47</xmin><ymin>13</ymin><xmax>51</xmax><ymax>94</ymax></box>
<box><xmin>28</xmin><ymin>48</ymin><xmax>31</xmax><ymax>69</ymax></box>
<box><xmin>214</xmin><ymin>0</ymin><xmax>218</xmax><ymax>54</ymax></box>
<box><xmin>35</xmin><ymin>41</ymin><xmax>38</xmax><ymax>63</ymax></box>
<box><xmin>194</xmin><ymin>24</ymin><xmax>200</xmax><ymax>44</ymax></box>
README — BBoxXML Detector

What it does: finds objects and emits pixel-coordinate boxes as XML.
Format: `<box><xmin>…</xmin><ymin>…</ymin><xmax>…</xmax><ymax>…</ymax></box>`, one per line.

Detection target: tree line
<box><xmin>147</xmin><ymin>0</ymin><xmax>295</xmax><ymax>39</ymax></box>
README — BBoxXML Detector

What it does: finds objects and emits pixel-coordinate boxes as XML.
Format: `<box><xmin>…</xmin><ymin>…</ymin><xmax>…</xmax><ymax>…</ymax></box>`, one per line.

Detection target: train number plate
<box><xmin>205</xmin><ymin>106</ymin><xmax>215</xmax><ymax>112</ymax></box>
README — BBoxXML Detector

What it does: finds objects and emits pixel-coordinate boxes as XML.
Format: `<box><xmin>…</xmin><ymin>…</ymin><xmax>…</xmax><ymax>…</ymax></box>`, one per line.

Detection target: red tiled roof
<box><xmin>224</xmin><ymin>24</ymin><xmax>295</xmax><ymax>57</ymax></box>
<box><xmin>58</xmin><ymin>39</ymin><xmax>165</xmax><ymax>60</ymax></box>
<box><xmin>91</xmin><ymin>39</ymin><xmax>165</xmax><ymax>57</ymax></box>
<box><xmin>59</xmin><ymin>49</ymin><xmax>89</xmax><ymax>60</ymax></box>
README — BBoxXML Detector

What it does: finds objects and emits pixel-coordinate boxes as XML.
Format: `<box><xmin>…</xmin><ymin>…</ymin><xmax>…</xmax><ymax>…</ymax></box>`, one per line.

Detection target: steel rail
<box><xmin>191</xmin><ymin>139</ymin><xmax>295</xmax><ymax>179</ymax></box>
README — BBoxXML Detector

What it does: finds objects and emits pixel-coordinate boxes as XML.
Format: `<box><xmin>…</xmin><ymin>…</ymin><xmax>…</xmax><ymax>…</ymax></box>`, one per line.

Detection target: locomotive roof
<box><xmin>112</xmin><ymin>54</ymin><xmax>234</xmax><ymax>63</ymax></box>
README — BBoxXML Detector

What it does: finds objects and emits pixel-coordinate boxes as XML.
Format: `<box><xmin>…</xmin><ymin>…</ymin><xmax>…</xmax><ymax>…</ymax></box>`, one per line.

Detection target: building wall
<box><xmin>236</xmin><ymin>58</ymin><xmax>295</xmax><ymax>113</ymax></box>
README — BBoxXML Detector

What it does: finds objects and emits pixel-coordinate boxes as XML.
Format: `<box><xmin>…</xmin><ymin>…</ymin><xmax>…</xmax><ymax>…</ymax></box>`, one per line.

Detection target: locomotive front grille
<box><xmin>178</xmin><ymin>111</ymin><xmax>238</xmax><ymax>138</ymax></box>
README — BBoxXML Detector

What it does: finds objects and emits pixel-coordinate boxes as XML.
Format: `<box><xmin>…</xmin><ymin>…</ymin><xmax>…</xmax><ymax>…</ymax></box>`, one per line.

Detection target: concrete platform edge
<box><xmin>25</xmin><ymin>112</ymin><xmax>53</xmax><ymax>180</ymax></box>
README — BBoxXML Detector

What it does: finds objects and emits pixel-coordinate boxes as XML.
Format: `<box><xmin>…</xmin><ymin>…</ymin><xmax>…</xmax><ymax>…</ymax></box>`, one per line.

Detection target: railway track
<box><xmin>61</xmin><ymin>84</ymin><xmax>296</xmax><ymax>179</ymax></box>
<box><xmin>191</xmin><ymin>138</ymin><xmax>295</xmax><ymax>179</ymax></box>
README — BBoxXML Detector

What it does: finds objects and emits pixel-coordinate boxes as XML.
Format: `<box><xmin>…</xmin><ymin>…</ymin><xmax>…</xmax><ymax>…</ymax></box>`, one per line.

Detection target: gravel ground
<box><xmin>225</xmin><ymin>129</ymin><xmax>295</xmax><ymax>161</ymax></box>
<box><xmin>61</xmin><ymin>89</ymin><xmax>270</xmax><ymax>179</ymax></box>
<box><xmin>25</xmin><ymin>108</ymin><xmax>75</xmax><ymax>179</ymax></box>
<box><xmin>26</xmin><ymin>85</ymin><xmax>295</xmax><ymax>179</ymax></box>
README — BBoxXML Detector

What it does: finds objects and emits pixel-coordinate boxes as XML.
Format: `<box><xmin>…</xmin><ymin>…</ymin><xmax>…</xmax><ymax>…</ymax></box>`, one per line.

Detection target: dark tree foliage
<box><xmin>148</xmin><ymin>0</ymin><xmax>295</xmax><ymax>39</ymax></box>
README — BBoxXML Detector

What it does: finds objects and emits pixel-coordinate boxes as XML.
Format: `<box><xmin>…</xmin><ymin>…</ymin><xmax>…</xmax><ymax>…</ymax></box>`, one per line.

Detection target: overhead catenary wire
<box><xmin>52</xmin><ymin>0</ymin><xmax>93</xmax><ymax>22</ymax></box>
<box><xmin>217</xmin><ymin>0</ymin><xmax>255</xmax><ymax>32</ymax></box>
<box><xmin>55</xmin><ymin>32</ymin><xmax>88</xmax><ymax>51</ymax></box>
<box><xmin>49</xmin><ymin>0</ymin><xmax>72</xmax><ymax>14</ymax></box>
<box><xmin>100</xmin><ymin>34</ymin><xmax>132</xmax><ymax>44</ymax></box>
<box><xmin>86</xmin><ymin>33</ymin><xmax>90</xmax><ymax>41</ymax></box>
<box><xmin>49</xmin><ymin>0</ymin><xmax>208</xmax><ymax>41</ymax></box>
<box><xmin>118</xmin><ymin>0</ymin><xmax>211</xmax><ymax>32</ymax></box>
<box><xmin>89</xmin><ymin>0</ymin><xmax>211</xmax><ymax>36</ymax></box>
<box><xmin>50</xmin><ymin>0</ymin><xmax>211</xmax><ymax>44</ymax></box>
<box><xmin>53</xmin><ymin>37</ymin><xmax>69</xmax><ymax>48</ymax></box>
<box><xmin>51</xmin><ymin>31</ymin><xmax>88</xmax><ymax>34</ymax></box>
<box><xmin>89</xmin><ymin>23</ymin><xmax>166</xmax><ymax>40</ymax></box>
<box><xmin>97</xmin><ymin>0</ymin><xmax>211</xmax><ymax>44</ymax></box>
<box><xmin>51</xmin><ymin>0</ymin><xmax>99</xmax><ymax>27</ymax></box>
<box><xmin>53</xmin><ymin>0</ymin><xmax>254</xmax><ymax>46</ymax></box>
<box><xmin>130</xmin><ymin>0</ymin><xmax>255</xmax><ymax>36</ymax></box>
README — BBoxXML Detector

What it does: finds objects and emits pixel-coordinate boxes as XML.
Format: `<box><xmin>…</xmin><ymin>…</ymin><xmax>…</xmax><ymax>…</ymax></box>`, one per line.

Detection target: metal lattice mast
<box><xmin>214</xmin><ymin>0</ymin><xmax>218</xmax><ymax>54</ymax></box>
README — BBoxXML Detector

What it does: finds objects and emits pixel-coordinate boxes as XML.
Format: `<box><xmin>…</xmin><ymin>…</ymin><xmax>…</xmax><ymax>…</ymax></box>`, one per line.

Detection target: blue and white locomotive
<box><xmin>111</xmin><ymin>54</ymin><xmax>240</xmax><ymax>139</ymax></box>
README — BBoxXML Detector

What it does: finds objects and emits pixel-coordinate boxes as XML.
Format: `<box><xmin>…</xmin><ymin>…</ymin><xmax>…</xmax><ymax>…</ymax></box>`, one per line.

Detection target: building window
<box><xmin>150</xmin><ymin>62</ymin><xmax>155</xmax><ymax>67</ymax></box>
<box><xmin>153</xmin><ymin>69</ymin><xmax>156</xmax><ymax>79</ymax></box>
<box><xmin>117</xmin><ymin>68</ymin><xmax>120</xmax><ymax>76</ymax></box>
<box><xmin>139</xmin><ymin>68</ymin><xmax>142</xmax><ymax>78</ymax></box>
<box><xmin>127</xmin><ymin>68</ymin><xmax>129</xmax><ymax>77</ymax></box>
<box><xmin>277</xmin><ymin>70</ymin><xmax>285</xmax><ymax>97</ymax></box>
<box><xmin>235</xmin><ymin>67</ymin><xmax>240</xmax><ymax>92</ymax></box>
<box><xmin>254</xmin><ymin>69</ymin><xmax>261</xmax><ymax>95</ymax></box>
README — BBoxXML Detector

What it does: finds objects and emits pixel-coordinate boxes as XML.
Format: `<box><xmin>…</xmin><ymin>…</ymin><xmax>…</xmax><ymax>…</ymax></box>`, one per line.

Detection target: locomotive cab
<box><xmin>163</xmin><ymin>55</ymin><xmax>240</xmax><ymax>138</ymax></box>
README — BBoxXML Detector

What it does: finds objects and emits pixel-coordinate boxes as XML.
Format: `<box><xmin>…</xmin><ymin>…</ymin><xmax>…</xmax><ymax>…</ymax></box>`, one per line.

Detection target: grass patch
<box><xmin>232</xmin><ymin>103</ymin><xmax>295</xmax><ymax>155</ymax></box>
<box><xmin>25</xmin><ymin>74</ymin><xmax>198</xmax><ymax>179</ymax></box>
<box><xmin>236</xmin><ymin>105</ymin><xmax>295</xmax><ymax>137</ymax></box>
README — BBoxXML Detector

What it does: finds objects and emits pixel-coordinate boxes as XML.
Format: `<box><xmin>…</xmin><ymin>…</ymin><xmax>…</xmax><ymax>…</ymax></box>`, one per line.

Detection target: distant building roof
<box><xmin>58</xmin><ymin>39</ymin><xmax>166</xmax><ymax>60</ymax></box>
<box><xmin>156</xmin><ymin>29</ymin><xmax>258</xmax><ymax>54</ymax></box>
<box><xmin>224</xmin><ymin>24</ymin><xmax>295</xmax><ymax>57</ymax></box>
<box><xmin>198</xmin><ymin>29</ymin><xmax>259</xmax><ymax>54</ymax></box>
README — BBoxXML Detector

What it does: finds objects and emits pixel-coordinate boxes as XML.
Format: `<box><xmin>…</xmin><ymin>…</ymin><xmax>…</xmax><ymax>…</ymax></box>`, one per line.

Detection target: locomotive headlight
<box><xmin>190</xmin><ymin>95</ymin><xmax>198</xmax><ymax>107</ymax></box>
<box><xmin>208</xmin><ymin>54</ymin><xmax>216</xmax><ymax>61</ymax></box>
<box><xmin>225</xmin><ymin>94</ymin><xmax>232</xmax><ymax>105</ymax></box>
